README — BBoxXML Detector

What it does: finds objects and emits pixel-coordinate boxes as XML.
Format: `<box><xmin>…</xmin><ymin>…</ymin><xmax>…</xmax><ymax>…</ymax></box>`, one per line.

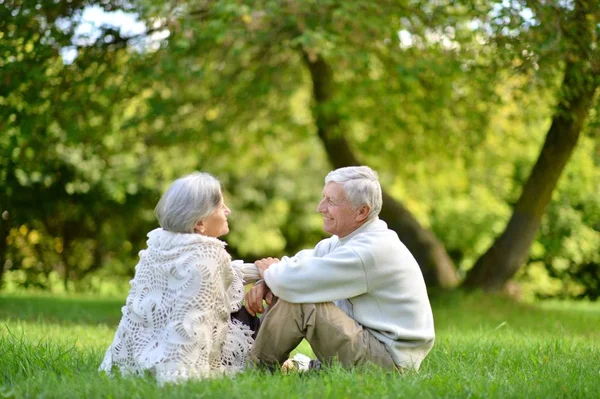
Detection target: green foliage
<box><xmin>1</xmin><ymin>292</ymin><xmax>599</xmax><ymax>398</ymax></box>
<box><xmin>0</xmin><ymin>0</ymin><xmax>196</xmax><ymax>289</ymax></box>
<box><xmin>518</xmin><ymin>135</ymin><xmax>600</xmax><ymax>300</ymax></box>
<box><xmin>1</xmin><ymin>0</ymin><xmax>599</xmax><ymax>298</ymax></box>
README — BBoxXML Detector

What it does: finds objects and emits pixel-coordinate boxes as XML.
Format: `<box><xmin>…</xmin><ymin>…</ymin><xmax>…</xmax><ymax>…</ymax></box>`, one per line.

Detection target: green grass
<box><xmin>1</xmin><ymin>291</ymin><xmax>599</xmax><ymax>398</ymax></box>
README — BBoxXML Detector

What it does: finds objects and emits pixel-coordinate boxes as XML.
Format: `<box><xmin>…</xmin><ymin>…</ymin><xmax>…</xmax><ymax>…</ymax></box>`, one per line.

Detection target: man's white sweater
<box><xmin>264</xmin><ymin>217</ymin><xmax>435</xmax><ymax>370</ymax></box>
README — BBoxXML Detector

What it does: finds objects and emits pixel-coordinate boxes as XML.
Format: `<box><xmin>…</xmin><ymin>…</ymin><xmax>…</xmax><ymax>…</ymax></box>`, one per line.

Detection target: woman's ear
<box><xmin>194</xmin><ymin>220</ymin><xmax>206</xmax><ymax>234</ymax></box>
<box><xmin>355</xmin><ymin>205</ymin><xmax>371</xmax><ymax>222</ymax></box>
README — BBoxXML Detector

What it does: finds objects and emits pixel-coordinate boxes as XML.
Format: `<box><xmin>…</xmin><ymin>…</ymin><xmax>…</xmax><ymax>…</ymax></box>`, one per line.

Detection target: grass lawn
<box><xmin>1</xmin><ymin>290</ymin><xmax>599</xmax><ymax>398</ymax></box>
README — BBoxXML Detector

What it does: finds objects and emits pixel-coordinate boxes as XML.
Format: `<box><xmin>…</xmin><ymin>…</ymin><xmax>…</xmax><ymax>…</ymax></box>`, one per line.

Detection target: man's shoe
<box><xmin>281</xmin><ymin>354</ymin><xmax>313</xmax><ymax>373</ymax></box>
<box><xmin>308</xmin><ymin>359</ymin><xmax>322</xmax><ymax>370</ymax></box>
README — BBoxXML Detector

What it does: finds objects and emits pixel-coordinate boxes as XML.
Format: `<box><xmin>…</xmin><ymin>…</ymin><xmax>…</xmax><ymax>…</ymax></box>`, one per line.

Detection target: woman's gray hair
<box><xmin>154</xmin><ymin>172</ymin><xmax>223</xmax><ymax>233</ymax></box>
<box><xmin>325</xmin><ymin>166</ymin><xmax>382</xmax><ymax>218</ymax></box>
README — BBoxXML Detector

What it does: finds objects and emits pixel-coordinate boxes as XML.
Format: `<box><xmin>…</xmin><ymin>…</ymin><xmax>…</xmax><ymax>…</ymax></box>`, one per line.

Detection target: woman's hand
<box><xmin>255</xmin><ymin>257</ymin><xmax>280</xmax><ymax>279</ymax></box>
<box><xmin>244</xmin><ymin>280</ymin><xmax>274</xmax><ymax>316</ymax></box>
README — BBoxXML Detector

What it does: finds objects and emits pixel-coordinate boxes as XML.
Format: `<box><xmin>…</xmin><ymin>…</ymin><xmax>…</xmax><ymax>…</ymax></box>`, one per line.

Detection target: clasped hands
<box><xmin>244</xmin><ymin>257</ymin><xmax>279</xmax><ymax>316</ymax></box>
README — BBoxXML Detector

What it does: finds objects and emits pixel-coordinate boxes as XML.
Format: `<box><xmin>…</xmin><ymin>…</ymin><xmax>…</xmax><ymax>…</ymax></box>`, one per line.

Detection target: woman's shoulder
<box><xmin>147</xmin><ymin>228</ymin><xmax>227</xmax><ymax>250</ymax></box>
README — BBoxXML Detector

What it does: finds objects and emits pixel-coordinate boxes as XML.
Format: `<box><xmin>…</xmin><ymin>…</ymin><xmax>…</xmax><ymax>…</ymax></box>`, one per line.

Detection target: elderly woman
<box><xmin>99</xmin><ymin>172</ymin><xmax>260</xmax><ymax>385</ymax></box>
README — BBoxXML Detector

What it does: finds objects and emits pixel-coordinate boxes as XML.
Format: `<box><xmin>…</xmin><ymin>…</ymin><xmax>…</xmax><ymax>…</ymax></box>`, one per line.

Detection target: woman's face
<box><xmin>195</xmin><ymin>199</ymin><xmax>231</xmax><ymax>238</ymax></box>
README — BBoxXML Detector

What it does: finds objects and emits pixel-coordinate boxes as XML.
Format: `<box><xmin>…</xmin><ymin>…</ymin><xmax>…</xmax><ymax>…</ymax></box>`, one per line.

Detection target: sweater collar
<box><xmin>338</xmin><ymin>216</ymin><xmax>382</xmax><ymax>244</ymax></box>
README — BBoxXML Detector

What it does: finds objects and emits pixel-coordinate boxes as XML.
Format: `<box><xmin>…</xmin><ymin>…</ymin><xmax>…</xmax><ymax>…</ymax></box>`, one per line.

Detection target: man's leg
<box><xmin>251</xmin><ymin>300</ymin><xmax>396</xmax><ymax>369</ymax></box>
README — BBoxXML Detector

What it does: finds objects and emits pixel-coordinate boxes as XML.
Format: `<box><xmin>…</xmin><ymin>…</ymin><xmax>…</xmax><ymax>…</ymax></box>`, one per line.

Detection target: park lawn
<box><xmin>0</xmin><ymin>291</ymin><xmax>598</xmax><ymax>399</ymax></box>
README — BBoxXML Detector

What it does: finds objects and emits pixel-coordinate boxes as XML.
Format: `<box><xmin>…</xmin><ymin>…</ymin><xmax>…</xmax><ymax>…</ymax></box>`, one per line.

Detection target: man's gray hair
<box><xmin>325</xmin><ymin>166</ymin><xmax>383</xmax><ymax>218</ymax></box>
<box><xmin>155</xmin><ymin>172</ymin><xmax>222</xmax><ymax>233</ymax></box>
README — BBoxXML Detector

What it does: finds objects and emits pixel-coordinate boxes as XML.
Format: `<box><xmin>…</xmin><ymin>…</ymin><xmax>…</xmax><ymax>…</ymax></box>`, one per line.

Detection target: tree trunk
<box><xmin>0</xmin><ymin>135</ymin><xmax>17</xmax><ymax>290</ymax></box>
<box><xmin>77</xmin><ymin>238</ymin><xmax>105</xmax><ymax>279</ymax></box>
<box><xmin>303</xmin><ymin>53</ymin><xmax>458</xmax><ymax>288</ymax></box>
<box><xmin>0</xmin><ymin>217</ymin><xmax>7</xmax><ymax>290</ymax></box>
<box><xmin>60</xmin><ymin>225</ymin><xmax>73</xmax><ymax>292</ymax></box>
<box><xmin>464</xmin><ymin>1</ymin><xmax>599</xmax><ymax>290</ymax></box>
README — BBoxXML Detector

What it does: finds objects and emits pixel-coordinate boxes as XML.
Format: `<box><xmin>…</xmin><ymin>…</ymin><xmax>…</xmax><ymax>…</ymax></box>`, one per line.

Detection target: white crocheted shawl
<box><xmin>99</xmin><ymin>228</ymin><xmax>254</xmax><ymax>385</ymax></box>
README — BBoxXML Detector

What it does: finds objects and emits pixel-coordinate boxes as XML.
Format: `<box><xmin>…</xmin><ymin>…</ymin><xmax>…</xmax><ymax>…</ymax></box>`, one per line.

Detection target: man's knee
<box><xmin>260</xmin><ymin>300</ymin><xmax>305</xmax><ymax>328</ymax></box>
<box><xmin>268</xmin><ymin>299</ymin><xmax>317</xmax><ymax>315</ymax></box>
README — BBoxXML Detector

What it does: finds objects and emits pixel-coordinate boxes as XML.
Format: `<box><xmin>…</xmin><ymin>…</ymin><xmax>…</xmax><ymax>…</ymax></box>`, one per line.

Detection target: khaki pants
<box><xmin>251</xmin><ymin>300</ymin><xmax>397</xmax><ymax>370</ymax></box>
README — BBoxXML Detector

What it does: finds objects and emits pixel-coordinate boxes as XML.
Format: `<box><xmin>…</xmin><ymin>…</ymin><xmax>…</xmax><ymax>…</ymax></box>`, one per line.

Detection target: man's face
<box><xmin>316</xmin><ymin>182</ymin><xmax>361</xmax><ymax>238</ymax></box>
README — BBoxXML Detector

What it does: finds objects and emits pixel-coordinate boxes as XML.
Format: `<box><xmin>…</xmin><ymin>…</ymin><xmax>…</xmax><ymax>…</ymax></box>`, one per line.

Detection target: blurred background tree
<box><xmin>1</xmin><ymin>0</ymin><xmax>598</xmax><ymax>299</ymax></box>
<box><xmin>463</xmin><ymin>0</ymin><xmax>600</xmax><ymax>292</ymax></box>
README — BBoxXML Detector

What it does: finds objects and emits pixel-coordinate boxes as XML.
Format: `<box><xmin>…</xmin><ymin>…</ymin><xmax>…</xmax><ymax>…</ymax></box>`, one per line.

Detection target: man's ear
<box><xmin>355</xmin><ymin>205</ymin><xmax>371</xmax><ymax>222</ymax></box>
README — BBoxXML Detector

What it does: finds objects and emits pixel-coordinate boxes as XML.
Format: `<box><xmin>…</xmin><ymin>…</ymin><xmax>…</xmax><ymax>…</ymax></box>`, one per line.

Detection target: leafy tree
<box><xmin>0</xmin><ymin>0</ymin><xmax>161</xmax><ymax>289</ymax></box>
<box><xmin>2</xmin><ymin>0</ymin><xmax>599</xmax><ymax>298</ymax></box>
<box><xmin>464</xmin><ymin>0</ymin><xmax>600</xmax><ymax>290</ymax></box>
<box><xmin>133</xmin><ymin>0</ymin><xmax>519</xmax><ymax>287</ymax></box>
<box><xmin>142</xmin><ymin>0</ymin><xmax>599</xmax><ymax>292</ymax></box>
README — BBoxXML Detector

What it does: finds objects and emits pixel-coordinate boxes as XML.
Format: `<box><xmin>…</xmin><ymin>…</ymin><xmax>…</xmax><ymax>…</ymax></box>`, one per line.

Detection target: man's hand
<box><xmin>255</xmin><ymin>257</ymin><xmax>280</xmax><ymax>279</ymax></box>
<box><xmin>245</xmin><ymin>280</ymin><xmax>274</xmax><ymax>316</ymax></box>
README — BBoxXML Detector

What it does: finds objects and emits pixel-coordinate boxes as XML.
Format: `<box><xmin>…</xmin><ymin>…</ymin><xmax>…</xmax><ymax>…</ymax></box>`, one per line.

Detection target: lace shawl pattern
<box><xmin>99</xmin><ymin>228</ymin><xmax>254</xmax><ymax>385</ymax></box>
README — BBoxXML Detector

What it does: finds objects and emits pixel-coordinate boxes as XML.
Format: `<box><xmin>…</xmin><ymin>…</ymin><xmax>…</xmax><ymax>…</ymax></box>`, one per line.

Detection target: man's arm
<box><xmin>264</xmin><ymin>246</ymin><xmax>368</xmax><ymax>303</ymax></box>
<box><xmin>244</xmin><ymin>257</ymin><xmax>279</xmax><ymax>316</ymax></box>
<box><xmin>244</xmin><ymin>280</ymin><xmax>274</xmax><ymax>316</ymax></box>
<box><xmin>255</xmin><ymin>257</ymin><xmax>280</xmax><ymax>279</ymax></box>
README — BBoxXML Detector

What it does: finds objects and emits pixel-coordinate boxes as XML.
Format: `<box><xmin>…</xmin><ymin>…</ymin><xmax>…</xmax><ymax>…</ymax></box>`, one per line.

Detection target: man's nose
<box><xmin>316</xmin><ymin>199</ymin><xmax>325</xmax><ymax>213</ymax></box>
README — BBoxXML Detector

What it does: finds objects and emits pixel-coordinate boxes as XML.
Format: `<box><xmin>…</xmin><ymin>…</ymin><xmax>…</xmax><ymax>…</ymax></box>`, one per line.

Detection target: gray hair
<box><xmin>325</xmin><ymin>166</ymin><xmax>382</xmax><ymax>218</ymax></box>
<box><xmin>155</xmin><ymin>172</ymin><xmax>223</xmax><ymax>233</ymax></box>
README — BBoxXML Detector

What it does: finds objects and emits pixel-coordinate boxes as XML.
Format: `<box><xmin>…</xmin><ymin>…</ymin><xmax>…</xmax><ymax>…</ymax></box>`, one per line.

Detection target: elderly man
<box><xmin>245</xmin><ymin>166</ymin><xmax>435</xmax><ymax>371</ymax></box>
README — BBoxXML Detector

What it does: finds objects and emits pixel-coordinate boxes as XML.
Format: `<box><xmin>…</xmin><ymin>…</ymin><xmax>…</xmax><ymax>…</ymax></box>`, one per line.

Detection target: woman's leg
<box><xmin>231</xmin><ymin>307</ymin><xmax>261</xmax><ymax>339</ymax></box>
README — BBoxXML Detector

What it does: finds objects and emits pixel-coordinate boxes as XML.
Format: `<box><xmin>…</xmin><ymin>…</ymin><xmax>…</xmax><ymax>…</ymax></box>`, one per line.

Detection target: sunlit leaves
<box><xmin>2</xmin><ymin>0</ymin><xmax>599</xmax><ymax>296</ymax></box>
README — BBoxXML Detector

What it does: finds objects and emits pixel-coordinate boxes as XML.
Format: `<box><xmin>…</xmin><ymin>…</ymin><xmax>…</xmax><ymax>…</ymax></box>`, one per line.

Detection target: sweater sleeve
<box><xmin>263</xmin><ymin>245</ymin><xmax>368</xmax><ymax>303</ymax></box>
<box><xmin>230</xmin><ymin>260</ymin><xmax>261</xmax><ymax>284</ymax></box>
